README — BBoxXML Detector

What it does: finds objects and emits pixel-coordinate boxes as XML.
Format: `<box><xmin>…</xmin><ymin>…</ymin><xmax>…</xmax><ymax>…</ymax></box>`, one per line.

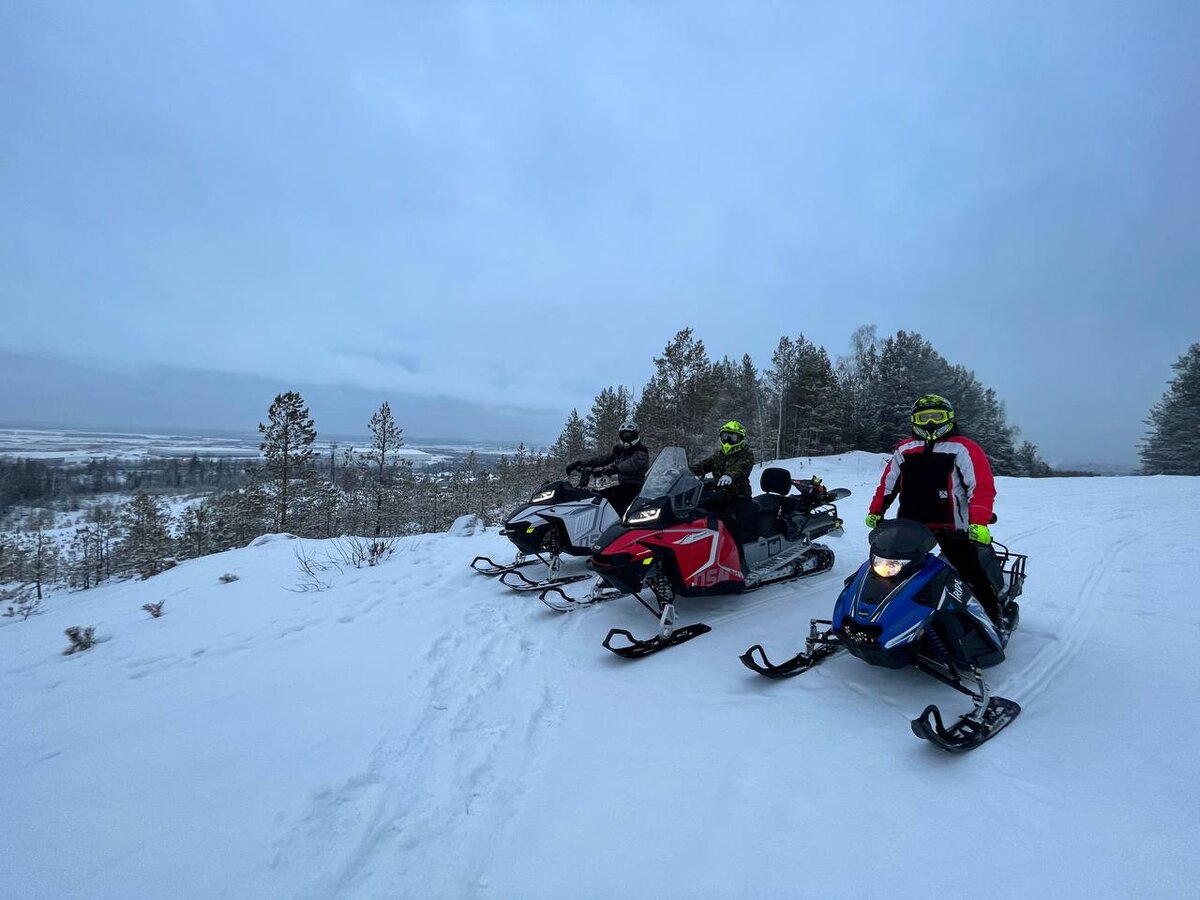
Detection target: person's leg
<box><xmin>601</xmin><ymin>483</ymin><xmax>639</xmax><ymax>517</ymax></box>
<box><xmin>935</xmin><ymin>531</ymin><xmax>1003</xmax><ymax>625</ymax></box>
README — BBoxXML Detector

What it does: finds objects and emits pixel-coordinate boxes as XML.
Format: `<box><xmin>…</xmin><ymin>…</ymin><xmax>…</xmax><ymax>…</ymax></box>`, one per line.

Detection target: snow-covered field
<box><xmin>2</xmin><ymin>452</ymin><xmax>1196</xmax><ymax>899</ymax></box>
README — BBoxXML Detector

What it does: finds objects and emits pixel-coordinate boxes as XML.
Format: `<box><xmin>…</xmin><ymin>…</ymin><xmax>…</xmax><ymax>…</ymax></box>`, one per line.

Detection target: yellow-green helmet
<box><xmin>910</xmin><ymin>394</ymin><xmax>955</xmax><ymax>441</ymax></box>
<box><xmin>720</xmin><ymin>420</ymin><xmax>748</xmax><ymax>455</ymax></box>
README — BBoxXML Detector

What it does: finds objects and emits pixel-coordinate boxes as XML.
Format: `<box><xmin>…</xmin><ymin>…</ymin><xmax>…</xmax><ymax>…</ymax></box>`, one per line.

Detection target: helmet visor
<box><xmin>720</xmin><ymin>430</ymin><xmax>744</xmax><ymax>445</ymax></box>
<box><xmin>619</xmin><ymin>430</ymin><xmax>637</xmax><ymax>444</ymax></box>
<box><xmin>912</xmin><ymin>409</ymin><xmax>951</xmax><ymax>426</ymax></box>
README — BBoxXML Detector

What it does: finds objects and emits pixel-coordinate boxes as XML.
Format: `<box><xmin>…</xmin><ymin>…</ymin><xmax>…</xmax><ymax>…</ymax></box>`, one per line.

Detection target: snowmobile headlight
<box><xmin>871</xmin><ymin>555</ymin><xmax>906</xmax><ymax>578</ymax></box>
<box><xmin>530</xmin><ymin>488</ymin><xmax>557</xmax><ymax>504</ymax></box>
<box><xmin>626</xmin><ymin>505</ymin><xmax>662</xmax><ymax>525</ymax></box>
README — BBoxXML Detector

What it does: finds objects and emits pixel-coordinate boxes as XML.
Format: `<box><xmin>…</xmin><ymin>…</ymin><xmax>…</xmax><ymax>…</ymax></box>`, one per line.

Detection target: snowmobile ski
<box><xmin>910</xmin><ymin>696</ymin><xmax>1022</xmax><ymax>753</ymax></box>
<box><xmin>539</xmin><ymin>583</ymin><xmax>627</xmax><ymax>612</ymax></box>
<box><xmin>739</xmin><ymin>641</ymin><xmax>842</xmax><ymax>678</ymax></box>
<box><xmin>469</xmin><ymin>555</ymin><xmax>544</xmax><ymax>577</ymax></box>
<box><xmin>498</xmin><ymin>569</ymin><xmax>593</xmax><ymax>593</ymax></box>
<box><xmin>602</xmin><ymin>623</ymin><xmax>712</xmax><ymax>658</ymax></box>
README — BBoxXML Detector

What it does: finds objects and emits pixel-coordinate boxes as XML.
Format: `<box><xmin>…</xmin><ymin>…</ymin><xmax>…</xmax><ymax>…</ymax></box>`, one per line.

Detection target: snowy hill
<box><xmin>3</xmin><ymin>452</ymin><xmax>1197</xmax><ymax>899</ymax></box>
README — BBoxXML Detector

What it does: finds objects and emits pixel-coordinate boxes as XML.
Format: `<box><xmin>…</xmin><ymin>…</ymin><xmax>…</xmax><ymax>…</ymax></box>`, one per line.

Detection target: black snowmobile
<box><xmin>740</xmin><ymin>518</ymin><xmax>1027</xmax><ymax>752</ymax></box>
<box><xmin>469</xmin><ymin>469</ymin><xmax>621</xmax><ymax>594</ymax></box>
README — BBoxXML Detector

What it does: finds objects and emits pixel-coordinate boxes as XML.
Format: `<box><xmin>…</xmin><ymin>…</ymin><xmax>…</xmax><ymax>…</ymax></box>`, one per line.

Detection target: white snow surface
<box><xmin>2</xmin><ymin>452</ymin><xmax>1197</xmax><ymax>899</ymax></box>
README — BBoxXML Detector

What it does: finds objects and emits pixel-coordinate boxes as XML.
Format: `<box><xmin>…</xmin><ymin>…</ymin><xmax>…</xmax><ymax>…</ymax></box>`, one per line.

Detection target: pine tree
<box><xmin>118</xmin><ymin>493</ymin><xmax>173</xmax><ymax>578</ymax></box>
<box><xmin>365</xmin><ymin>401</ymin><xmax>404</xmax><ymax>539</ymax></box>
<box><xmin>258</xmin><ymin>391</ymin><xmax>317</xmax><ymax>531</ymax></box>
<box><xmin>584</xmin><ymin>386</ymin><xmax>632</xmax><ymax>453</ymax></box>
<box><xmin>550</xmin><ymin>409</ymin><xmax>588</xmax><ymax>467</ymax></box>
<box><xmin>636</xmin><ymin>328</ymin><xmax>713</xmax><ymax>458</ymax></box>
<box><xmin>1141</xmin><ymin>342</ymin><xmax>1200</xmax><ymax>475</ymax></box>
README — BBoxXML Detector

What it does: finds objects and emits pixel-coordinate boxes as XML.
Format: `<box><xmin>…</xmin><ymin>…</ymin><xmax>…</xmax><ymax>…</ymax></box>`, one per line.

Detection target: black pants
<box><xmin>599</xmin><ymin>482</ymin><xmax>641</xmax><ymax>517</ymax></box>
<box><xmin>935</xmin><ymin>531</ymin><xmax>1005</xmax><ymax>624</ymax></box>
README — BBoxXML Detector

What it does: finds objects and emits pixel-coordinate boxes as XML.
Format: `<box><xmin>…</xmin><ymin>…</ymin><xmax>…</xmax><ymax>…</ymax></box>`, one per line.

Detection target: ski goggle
<box><xmin>619</xmin><ymin>431</ymin><xmax>637</xmax><ymax>443</ymax></box>
<box><xmin>720</xmin><ymin>430</ymin><xmax>744</xmax><ymax>444</ymax></box>
<box><xmin>911</xmin><ymin>409</ymin><xmax>952</xmax><ymax>426</ymax></box>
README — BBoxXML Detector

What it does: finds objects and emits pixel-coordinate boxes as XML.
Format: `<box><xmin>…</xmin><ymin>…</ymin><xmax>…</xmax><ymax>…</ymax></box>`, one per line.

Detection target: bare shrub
<box><xmin>331</xmin><ymin>535</ymin><xmax>398</xmax><ymax>569</ymax></box>
<box><xmin>292</xmin><ymin>544</ymin><xmax>338</xmax><ymax>593</ymax></box>
<box><xmin>63</xmin><ymin>625</ymin><xmax>96</xmax><ymax>655</ymax></box>
<box><xmin>218</xmin><ymin>573</ymin><xmax>239</xmax><ymax>584</ymax></box>
<box><xmin>142</xmin><ymin>600</ymin><xmax>166</xmax><ymax>618</ymax></box>
<box><xmin>2</xmin><ymin>585</ymin><xmax>42</xmax><ymax>621</ymax></box>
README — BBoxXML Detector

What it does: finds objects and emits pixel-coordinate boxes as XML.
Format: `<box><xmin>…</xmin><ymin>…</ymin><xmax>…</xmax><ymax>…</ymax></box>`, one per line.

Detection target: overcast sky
<box><xmin>2</xmin><ymin>2</ymin><xmax>1197</xmax><ymax>467</ymax></box>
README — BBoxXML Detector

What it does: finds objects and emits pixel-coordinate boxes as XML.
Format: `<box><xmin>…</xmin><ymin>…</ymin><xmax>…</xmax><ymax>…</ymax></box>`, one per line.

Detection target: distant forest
<box><xmin>2</xmin><ymin>324</ymin><xmax>1088</xmax><ymax>609</ymax></box>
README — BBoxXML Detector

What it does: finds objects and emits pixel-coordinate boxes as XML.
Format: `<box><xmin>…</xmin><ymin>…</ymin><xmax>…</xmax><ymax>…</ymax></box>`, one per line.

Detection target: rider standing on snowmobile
<box><xmin>567</xmin><ymin>420</ymin><xmax>649</xmax><ymax>516</ymax></box>
<box><xmin>866</xmin><ymin>394</ymin><xmax>1005</xmax><ymax>626</ymax></box>
<box><xmin>691</xmin><ymin>420</ymin><xmax>756</xmax><ymax>542</ymax></box>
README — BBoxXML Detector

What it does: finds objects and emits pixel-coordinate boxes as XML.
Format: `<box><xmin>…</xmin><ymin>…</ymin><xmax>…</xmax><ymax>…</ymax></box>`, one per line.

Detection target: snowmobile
<box><xmin>541</xmin><ymin>447</ymin><xmax>850</xmax><ymax>657</ymax></box>
<box><xmin>739</xmin><ymin>518</ymin><xmax>1027</xmax><ymax>752</ymax></box>
<box><xmin>469</xmin><ymin>469</ymin><xmax>621</xmax><ymax>594</ymax></box>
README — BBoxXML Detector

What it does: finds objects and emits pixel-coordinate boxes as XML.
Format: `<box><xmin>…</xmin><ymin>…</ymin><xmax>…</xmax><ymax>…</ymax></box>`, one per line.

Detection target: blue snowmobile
<box><xmin>740</xmin><ymin>518</ymin><xmax>1027</xmax><ymax>752</ymax></box>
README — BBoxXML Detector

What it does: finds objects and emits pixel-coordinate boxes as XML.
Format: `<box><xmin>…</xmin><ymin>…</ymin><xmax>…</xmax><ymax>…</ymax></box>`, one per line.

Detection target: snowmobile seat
<box><xmin>743</xmin><ymin>468</ymin><xmax>793</xmax><ymax>539</ymax></box>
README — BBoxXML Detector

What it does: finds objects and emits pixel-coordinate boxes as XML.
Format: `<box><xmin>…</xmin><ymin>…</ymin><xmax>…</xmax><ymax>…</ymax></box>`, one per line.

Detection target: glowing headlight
<box><xmin>871</xmin><ymin>555</ymin><xmax>906</xmax><ymax>578</ymax></box>
<box><xmin>626</xmin><ymin>506</ymin><xmax>662</xmax><ymax>525</ymax></box>
<box><xmin>531</xmin><ymin>489</ymin><xmax>557</xmax><ymax>504</ymax></box>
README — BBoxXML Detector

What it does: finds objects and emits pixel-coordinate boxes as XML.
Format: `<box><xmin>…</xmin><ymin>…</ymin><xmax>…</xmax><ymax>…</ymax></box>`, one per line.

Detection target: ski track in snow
<box><xmin>270</xmin><ymin>541</ymin><xmax>565</xmax><ymax>900</ymax></box>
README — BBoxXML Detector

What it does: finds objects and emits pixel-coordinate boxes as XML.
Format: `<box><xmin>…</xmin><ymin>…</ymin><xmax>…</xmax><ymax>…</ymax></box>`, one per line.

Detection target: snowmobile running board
<box><xmin>469</xmin><ymin>555</ymin><xmax>545</xmax><ymax>577</ymax></box>
<box><xmin>499</xmin><ymin>569</ymin><xmax>593</xmax><ymax>593</ymax></box>
<box><xmin>911</xmin><ymin>697</ymin><xmax>1021</xmax><ymax>753</ymax></box>
<box><xmin>602</xmin><ymin>624</ymin><xmax>712</xmax><ymax>658</ymax></box>
<box><xmin>738</xmin><ymin>642</ymin><xmax>843</xmax><ymax>678</ymax></box>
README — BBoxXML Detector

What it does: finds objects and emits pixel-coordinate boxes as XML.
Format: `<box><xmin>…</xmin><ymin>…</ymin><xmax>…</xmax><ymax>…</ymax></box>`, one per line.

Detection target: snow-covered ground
<box><xmin>2</xmin><ymin>452</ymin><xmax>1196</xmax><ymax>899</ymax></box>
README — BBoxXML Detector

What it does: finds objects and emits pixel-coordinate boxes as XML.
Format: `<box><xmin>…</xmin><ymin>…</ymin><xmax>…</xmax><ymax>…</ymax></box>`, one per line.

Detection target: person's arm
<box><xmin>869</xmin><ymin>447</ymin><xmax>905</xmax><ymax>515</ymax></box>
<box><xmin>958</xmin><ymin>438</ymin><xmax>996</xmax><ymax>525</ymax></box>
<box><xmin>582</xmin><ymin>448</ymin><xmax>617</xmax><ymax>472</ymax></box>
<box><xmin>728</xmin><ymin>449</ymin><xmax>755</xmax><ymax>483</ymax></box>
<box><xmin>691</xmin><ymin>452</ymin><xmax>714</xmax><ymax>476</ymax></box>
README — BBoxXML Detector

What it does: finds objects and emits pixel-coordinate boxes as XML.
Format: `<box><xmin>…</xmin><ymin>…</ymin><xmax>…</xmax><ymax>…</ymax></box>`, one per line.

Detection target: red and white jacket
<box><xmin>868</xmin><ymin>434</ymin><xmax>996</xmax><ymax>531</ymax></box>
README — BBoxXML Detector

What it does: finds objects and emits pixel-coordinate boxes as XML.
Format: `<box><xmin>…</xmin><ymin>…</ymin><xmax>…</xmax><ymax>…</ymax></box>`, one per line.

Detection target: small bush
<box><xmin>218</xmin><ymin>573</ymin><xmax>239</xmax><ymax>584</ymax></box>
<box><xmin>142</xmin><ymin>600</ymin><xmax>166</xmax><ymax>618</ymax></box>
<box><xmin>63</xmin><ymin>625</ymin><xmax>96</xmax><ymax>655</ymax></box>
<box><xmin>3</xmin><ymin>586</ymin><xmax>42</xmax><ymax>621</ymax></box>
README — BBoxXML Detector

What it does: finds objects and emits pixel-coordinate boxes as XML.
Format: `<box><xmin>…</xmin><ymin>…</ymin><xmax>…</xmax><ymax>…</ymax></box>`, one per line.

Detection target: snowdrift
<box><xmin>2</xmin><ymin>453</ymin><xmax>1197</xmax><ymax>899</ymax></box>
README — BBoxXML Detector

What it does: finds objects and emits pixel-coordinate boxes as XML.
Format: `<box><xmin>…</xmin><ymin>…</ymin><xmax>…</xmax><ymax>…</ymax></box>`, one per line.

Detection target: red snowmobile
<box><xmin>541</xmin><ymin>446</ymin><xmax>850</xmax><ymax>657</ymax></box>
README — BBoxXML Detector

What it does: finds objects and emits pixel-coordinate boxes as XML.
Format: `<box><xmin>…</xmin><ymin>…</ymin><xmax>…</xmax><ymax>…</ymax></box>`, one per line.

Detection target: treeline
<box><xmin>551</xmin><ymin>325</ymin><xmax>1050</xmax><ymax>477</ymax></box>
<box><xmin>0</xmin><ymin>454</ymin><xmax>253</xmax><ymax>518</ymax></box>
<box><xmin>1141</xmin><ymin>342</ymin><xmax>1200</xmax><ymax>475</ymax></box>
<box><xmin>3</xmin><ymin>323</ymin><xmax>1064</xmax><ymax>612</ymax></box>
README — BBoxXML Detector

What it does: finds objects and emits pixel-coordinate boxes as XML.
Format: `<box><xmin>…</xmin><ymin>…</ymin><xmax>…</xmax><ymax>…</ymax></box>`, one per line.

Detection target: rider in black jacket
<box><xmin>567</xmin><ymin>420</ymin><xmax>649</xmax><ymax>516</ymax></box>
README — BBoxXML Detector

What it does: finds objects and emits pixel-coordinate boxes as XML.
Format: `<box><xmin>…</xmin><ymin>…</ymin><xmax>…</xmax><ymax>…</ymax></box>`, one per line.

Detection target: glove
<box><xmin>967</xmin><ymin>524</ymin><xmax>991</xmax><ymax>544</ymax></box>
<box><xmin>865</xmin><ymin>513</ymin><xmax>881</xmax><ymax>529</ymax></box>
<box><xmin>717</xmin><ymin>475</ymin><xmax>733</xmax><ymax>487</ymax></box>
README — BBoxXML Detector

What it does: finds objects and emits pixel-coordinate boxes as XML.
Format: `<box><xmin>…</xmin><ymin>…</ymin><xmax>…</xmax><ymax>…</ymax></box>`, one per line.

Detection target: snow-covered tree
<box><xmin>1141</xmin><ymin>342</ymin><xmax>1200</xmax><ymax>475</ymax></box>
<box><xmin>258</xmin><ymin>391</ymin><xmax>317</xmax><ymax>531</ymax></box>
<box><xmin>550</xmin><ymin>409</ymin><xmax>588</xmax><ymax>468</ymax></box>
<box><xmin>117</xmin><ymin>493</ymin><xmax>173</xmax><ymax>579</ymax></box>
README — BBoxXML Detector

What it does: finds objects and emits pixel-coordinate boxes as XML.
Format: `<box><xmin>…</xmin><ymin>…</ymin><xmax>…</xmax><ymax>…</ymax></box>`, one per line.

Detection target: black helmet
<box><xmin>910</xmin><ymin>394</ymin><xmax>955</xmax><ymax>441</ymax></box>
<box><xmin>618</xmin><ymin>419</ymin><xmax>639</xmax><ymax>448</ymax></box>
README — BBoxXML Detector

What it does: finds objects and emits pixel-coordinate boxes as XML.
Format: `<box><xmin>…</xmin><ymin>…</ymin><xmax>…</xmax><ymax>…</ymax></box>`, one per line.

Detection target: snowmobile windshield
<box><xmin>625</xmin><ymin>447</ymin><xmax>703</xmax><ymax>523</ymax></box>
<box><xmin>870</xmin><ymin>518</ymin><xmax>938</xmax><ymax>560</ymax></box>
